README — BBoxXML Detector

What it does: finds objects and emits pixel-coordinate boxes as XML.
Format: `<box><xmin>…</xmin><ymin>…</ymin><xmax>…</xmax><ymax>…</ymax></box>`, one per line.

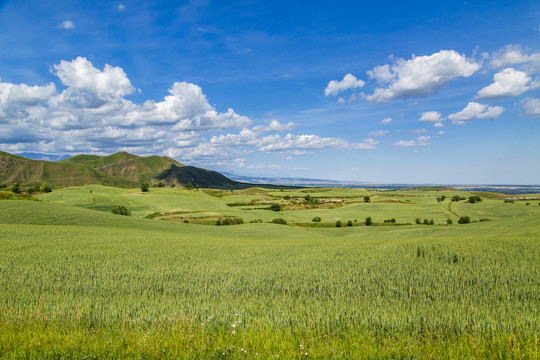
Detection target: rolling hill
<box><xmin>0</xmin><ymin>151</ymin><xmax>286</xmax><ymax>189</ymax></box>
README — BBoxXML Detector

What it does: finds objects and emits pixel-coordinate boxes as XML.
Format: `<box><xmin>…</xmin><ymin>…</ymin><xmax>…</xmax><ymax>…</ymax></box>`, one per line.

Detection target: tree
<box><xmin>284</xmin><ymin>195</ymin><xmax>291</xmax><ymax>200</ymax></box>
<box><xmin>185</xmin><ymin>183</ymin><xmax>193</xmax><ymax>190</ymax></box>
<box><xmin>140</xmin><ymin>183</ymin><xmax>150</xmax><ymax>192</ymax></box>
<box><xmin>429</xmin><ymin>219</ymin><xmax>434</xmax><ymax>225</ymax></box>
<box><xmin>447</xmin><ymin>218</ymin><xmax>453</xmax><ymax>225</ymax></box>
<box><xmin>347</xmin><ymin>220</ymin><xmax>353</xmax><ymax>227</ymax></box>
<box><xmin>364</xmin><ymin>196</ymin><xmax>371</xmax><ymax>203</ymax></box>
<box><xmin>415</xmin><ymin>218</ymin><xmax>421</xmax><ymax>224</ymax></box>
<box><xmin>458</xmin><ymin>216</ymin><xmax>471</xmax><ymax>224</ymax></box>
<box><xmin>269</xmin><ymin>204</ymin><xmax>281</xmax><ymax>212</ymax></box>
<box><xmin>112</xmin><ymin>206</ymin><xmax>131</xmax><ymax>216</ymax></box>
<box><xmin>365</xmin><ymin>217</ymin><xmax>372</xmax><ymax>226</ymax></box>
<box><xmin>156</xmin><ymin>181</ymin><xmax>165</xmax><ymax>188</ymax></box>
<box><xmin>40</xmin><ymin>182</ymin><xmax>52</xmax><ymax>193</ymax></box>
<box><xmin>10</xmin><ymin>183</ymin><xmax>20</xmax><ymax>194</ymax></box>
<box><xmin>390</xmin><ymin>218</ymin><xmax>396</xmax><ymax>223</ymax></box>
<box><xmin>336</xmin><ymin>220</ymin><xmax>342</xmax><ymax>227</ymax></box>
<box><xmin>312</xmin><ymin>216</ymin><xmax>321</xmax><ymax>223</ymax></box>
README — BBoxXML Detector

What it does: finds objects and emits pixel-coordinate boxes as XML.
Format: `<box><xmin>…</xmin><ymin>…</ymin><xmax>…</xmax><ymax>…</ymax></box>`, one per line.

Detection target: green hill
<box><xmin>0</xmin><ymin>151</ymin><xmax>283</xmax><ymax>190</ymax></box>
<box><xmin>0</xmin><ymin>151</ymin><xmax>182</xmax><ymax>188</ymax></box>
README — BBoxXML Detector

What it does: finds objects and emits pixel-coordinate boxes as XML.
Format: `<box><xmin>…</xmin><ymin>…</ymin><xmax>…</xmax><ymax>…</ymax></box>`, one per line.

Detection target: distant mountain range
<box><xmin>0</xmin><ymin>151</ymin><xmax>285</xmax><ymax>190</ymax></box>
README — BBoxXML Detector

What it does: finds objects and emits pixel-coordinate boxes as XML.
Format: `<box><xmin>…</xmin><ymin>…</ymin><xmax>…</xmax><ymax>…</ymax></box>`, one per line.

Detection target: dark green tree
<box><xmin>363</xmin><ymin>196</ymin><xmax>371</xmax><ymax>203</ymax></box>
<box><xmin>40</xmin><ymin>182</ymin><xmax>52</xmax><ymax>193</ymax></box>
<box><xmin>10</xmin><ymin>183</ymin><xmax>20</xmax><ymax>194</ymax></box>
<box><xmin>365</xmin><ymin>217</ymin><xmax>372</xmax><ymax>226</ymax></box>
<box><xmin>112</xmin><ymin>206</ymin><xmax>131</xmax><ymax>216</ymax></box>
<box><xmin>269</xmin><ymin>204</ymin><xmax>281</xmax><ymax>212</ymax></box>
<box><xmin>336</xmin><ymin>220</ymin><xmax>342</xmax><ymax>227</ymax></box>
<box><xmin>140</xmin><ymin>183</ymin><xmax>150</xmax><ymax>192</ymax></box>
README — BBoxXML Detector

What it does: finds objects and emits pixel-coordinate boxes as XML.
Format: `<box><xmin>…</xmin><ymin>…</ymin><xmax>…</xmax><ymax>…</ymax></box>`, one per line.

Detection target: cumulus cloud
<box><xmin>59</xmin><ymin>20</ymin><xmax>74</xmax><ymax>30</ymax></box>
<box><xmin>433</xmin><ymin>122</ymin><xmax>444</xmax><ymax>128</ymax></box>
<box><xmin>380</xmin><ymin>117</ymin><xmax>392</xmax><ymax>124</ymax></box>
<box><xmin>521</xmin><ymin>98</ymin><xmax>540</xmax><ymax>117</ymax></box>
<box><xmin>448</xmin><ymin>102</ymin><xmax>504</xmax><ymax>125</ymax></box>
<box><xmin>490</xmin><ymin>44</ymin><xmax>538</xmax><ymax>68</ymax></box>
<box><xmin>366</xmin><ymin>50</ymin><xmax>480</xmax><ymax>102</ymax></box>
<box><xmin>325</xmin><ymin>74</ymin><xmax>365</xmax><ymax>96</ymax></box>
<box><xmin>419</xmin><ymin>111</ymin><xmax>442</xmax><ymax>122</ymax></box>
<box><xmin>476</xmin><ymin>68</ymin><xmax>534</xmax><ymax>99</ymax></box>
<box><xmin>394</xmin><ymin>136</ymin><xmax>431</xmax><ymax>148</ymax></box>
<box><xmin>262</xmin><ymin>119</ymin><xmax>295</xmax><ymax>132</ymax></box>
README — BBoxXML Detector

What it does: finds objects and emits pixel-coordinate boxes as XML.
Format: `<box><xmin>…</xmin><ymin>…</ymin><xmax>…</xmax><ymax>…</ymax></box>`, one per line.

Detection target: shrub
<box><xmin>365</xmin><ymin>217</ymin><xmax>372</xmax><ymax>226</ymax></box>
<box><xmin>363</xmin><ymin>196</ymin><xmax>371</xmax><ymax>203</ymax></box>
<box><xmin>447</xmin><ymin>218</ymin><xmax>453</xmax><ymax>225</ymax></box>
<box><xmin>284</xmin><ymin>195</ymin><xmax>291</xmax><ymax>200</ymax></box>
<box><xmin>312</xmin><ymin>216</ymin><xmax>321</xmax><ymax>223</ymax></box>
<box><xmin>10</xmin><ymin>183</ymin><xmax>20</xmax><ymax>194</ymax></box>
<box><xmin>40</xmin><ymin>182</ymin><xmax>52</xmax><ymax>193</ymax></box>
<box><xmin>269</xmin><ymin>204</ymin><xmax>281</xmax><ymax>212</ymax></box>
<box><xmin>458</xmin><ymin>216</ymin><xmax>471</xmax><ymax>224</ymax></box>
<box><xmin>347</xmin><ymin>220</ymin><xmax>353</xmax><ymax>227</ymax></box>
<box><xmin>526</xmin><ymin>202</ymin><xmax>530</xmax><ymax>206</ymax></box>
<box><xmin>429</xmin><ymin>219</ymin><xmax>434</xmax><ymax>225</ymax></box>
<box><xmin>336</xmin><ymin>220</ymin><xmax>342</xmax><ymax>227</ymax></box>
<box><xmin>415</xmin><ymin>218</ymin><xmax>421</xmax><ymax>224</ymax></box>
<box><xmin>112</xmin><ymin>206</ymin><xmax>131</xmax><ymax>216</ymax></box>
<box><xmin>221</xmin><ymin>217</ymin><xmax>244</xmax><ymax>225</ymax></box>
<box><xmin>504</xmin><ymin>199</ymin><xmax>514</xmax><ymax>203</ymax></box>
<box><xmin>468</xmin><ymin>195</ymin><xmax>482</xmax><ymax>203</ymax></box>
<box><xmin>0</xmin><ymin>183</ymin><xmax>6</xmax><ymax>189</ymax></box>
<box><xmin>26</xmin><ymin>186</ymin><xmax>39</xmax><ymax>194</ymax></box>
<box><xmin>183</xmin><ymin>220</ymin><xmax>189</xmax><ymax>223</ymax></box>
<box><xmin>271</xmin><ymin>218</ymin><xmax>287</xmax><ymax>225</ymax></box>
<box><xmin>140</xmin><ymin>183</ymin><xmax>150</xmax><ymax>192</ymax></box>
<box><xmin>156</xmin><ymin>182</ymin><xmax>165</xmax><ymax>188</ymax></box>
<box><xmin>216</xmin><ymin>219</ymin><xmax>221</xmax><ymax>226</ymax></box>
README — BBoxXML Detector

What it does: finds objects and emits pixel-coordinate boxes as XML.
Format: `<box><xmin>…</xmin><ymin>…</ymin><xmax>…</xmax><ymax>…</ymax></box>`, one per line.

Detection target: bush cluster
<box><xmin>468</xmin><ymin>195</ymin><xmax>483</xmax><ymax>203</ymax></box>
<box><xmin>383</xmin><ymin>218</ymin><xmax>396</xmax><ymax>223</ymax></box>
<box><xmin>271</xmin><ymin>218</ymin><xmax>287</xmax><ymax>225</ymax></box>
<box><xmin>216</xmin><ymin>217</ymin><xmax>244</xmax><ymax>226</ymax></box>
<box><xmin>312</xmin><ymin>216</ymin><xmax>321</xmax><ymax>223</ymax></box>
<box><xmin>458</xmin><ymin>216</ymin><xmax>471</xmax><ymax>224</ymax></box>
<box><xmin>112</xmin><ymin>206</ymin><xmax>131</xmax><ymax>216</ymax></box>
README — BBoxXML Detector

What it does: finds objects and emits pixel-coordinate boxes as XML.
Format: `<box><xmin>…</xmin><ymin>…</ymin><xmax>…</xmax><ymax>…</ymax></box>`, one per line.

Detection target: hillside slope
<box><xmin>0</xmin><ymin>151</ymin><xmax>285</xmax><ymax>190</ymax></box>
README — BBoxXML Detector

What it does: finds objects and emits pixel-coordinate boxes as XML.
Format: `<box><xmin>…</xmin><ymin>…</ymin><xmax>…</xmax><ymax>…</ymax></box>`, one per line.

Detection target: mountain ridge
<box><xmin>0</xmin><ymin>151</ymin><xmax>289</xmax><ymax>190</ymax></box>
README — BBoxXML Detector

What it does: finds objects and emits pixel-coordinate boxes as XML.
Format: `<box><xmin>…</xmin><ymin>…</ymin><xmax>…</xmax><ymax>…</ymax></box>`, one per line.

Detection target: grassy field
<box><xmin>1</xmin><ymin>187</ymin><xmax>539</xmax><ymax>359</ymax></box>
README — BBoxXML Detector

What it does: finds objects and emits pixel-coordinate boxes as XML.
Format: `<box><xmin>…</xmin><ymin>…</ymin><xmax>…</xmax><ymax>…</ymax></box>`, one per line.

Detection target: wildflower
<box><xmin>232</xmin><ymin>330</ymin><xmax>236</xmax><ymax>335</ymax></box>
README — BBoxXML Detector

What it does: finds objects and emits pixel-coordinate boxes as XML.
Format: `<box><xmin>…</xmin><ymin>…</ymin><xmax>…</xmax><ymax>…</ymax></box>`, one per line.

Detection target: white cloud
<box><xmin>490</xmin><ymin>44</ymin><xmax>537</xmax><ymax>68</ymax></box>
<box><xmin>475</xmin><ymin>68</ymin><xmax>534</xmax><ymax>99</ymax></box>
<box><xmin>263</xmin><ymin>119</ymin><xmax>295</xmax><ymax>132</ymax></box>
<box><xmin>0</xmin><ymin>82</ymin><xmax>56</xmax><ymax>122</ymax></box>
<box><xmin>369</xmin><ymin>130</ymin><xmax>389</xmax><ymax>137</ymax></box>
<box><xmin>380</xmin><ymin>117</ymin><xmax>392</xmax><ymax>124</ymax></box>
<box><xmin>521</xmin><ymin>98</ymin><xmax>540</xmax><ymax>117</ymax></box>
<box><xmin>438</xmin><ymin>130</ymin><xmax>445</xmax><ymax>135</ymax></box>
<box><xmin>325</xmin><ymin>74</ymin><xmax>365</xmax><ymax>96</ymax></box>
<box><xmin>53</xmin><ymin>57</ymin><xmax>134</xmax><ymax>105</ymax></box>
<box><xmin>118</xmin><ymin>4</ymin><xmax>126</xmax><ymax>11</ymax></box>
<box><xmin>448</xmin><ymin>102</ymin><xmax>504</xmax><ymax>124</ymax></box>
<box><xmin>59</xmin><ymin>20</ymin><xmax>74</xmax><ymax>30</ymax></box>
<box><xmin>366</xmin><ymin>50</ymin><xmax>480</xmax><ymax>102</ymax></box>
<box><xmin>419</xmin><ymin>111</ymin><xmax>442</xmax><ymax>122</ymax></box>
<box><xmin>394</xmin><ymin>136</ymin><xmax>431</xmax><ymax>148</ymax></box>
<box><xmin>433</xmin><ymin>122</ymin><xmax>444</xmax><ymax>128</ymax></box>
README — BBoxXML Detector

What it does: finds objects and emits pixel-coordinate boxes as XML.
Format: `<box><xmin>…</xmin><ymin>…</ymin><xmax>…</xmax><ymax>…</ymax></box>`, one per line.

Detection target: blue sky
<box><xmin>0</xmin><ymin>0</ymin><xmax>539</xmax><ymax>184</ymax></box>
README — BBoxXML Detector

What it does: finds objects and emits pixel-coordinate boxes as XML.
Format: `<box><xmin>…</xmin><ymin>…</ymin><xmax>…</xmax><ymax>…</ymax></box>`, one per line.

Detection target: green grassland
<box><xmin>1</xmin><ymin>187</ymin><xmax>539</xmax><ymax>359</ymax></box>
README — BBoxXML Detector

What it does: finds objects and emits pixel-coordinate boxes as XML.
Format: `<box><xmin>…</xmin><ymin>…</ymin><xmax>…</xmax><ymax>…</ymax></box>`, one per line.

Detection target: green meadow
<box><xmin>1</xmin><ymin>186</ymin><xmax>539</xmax><ymax>359</ymax></box>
